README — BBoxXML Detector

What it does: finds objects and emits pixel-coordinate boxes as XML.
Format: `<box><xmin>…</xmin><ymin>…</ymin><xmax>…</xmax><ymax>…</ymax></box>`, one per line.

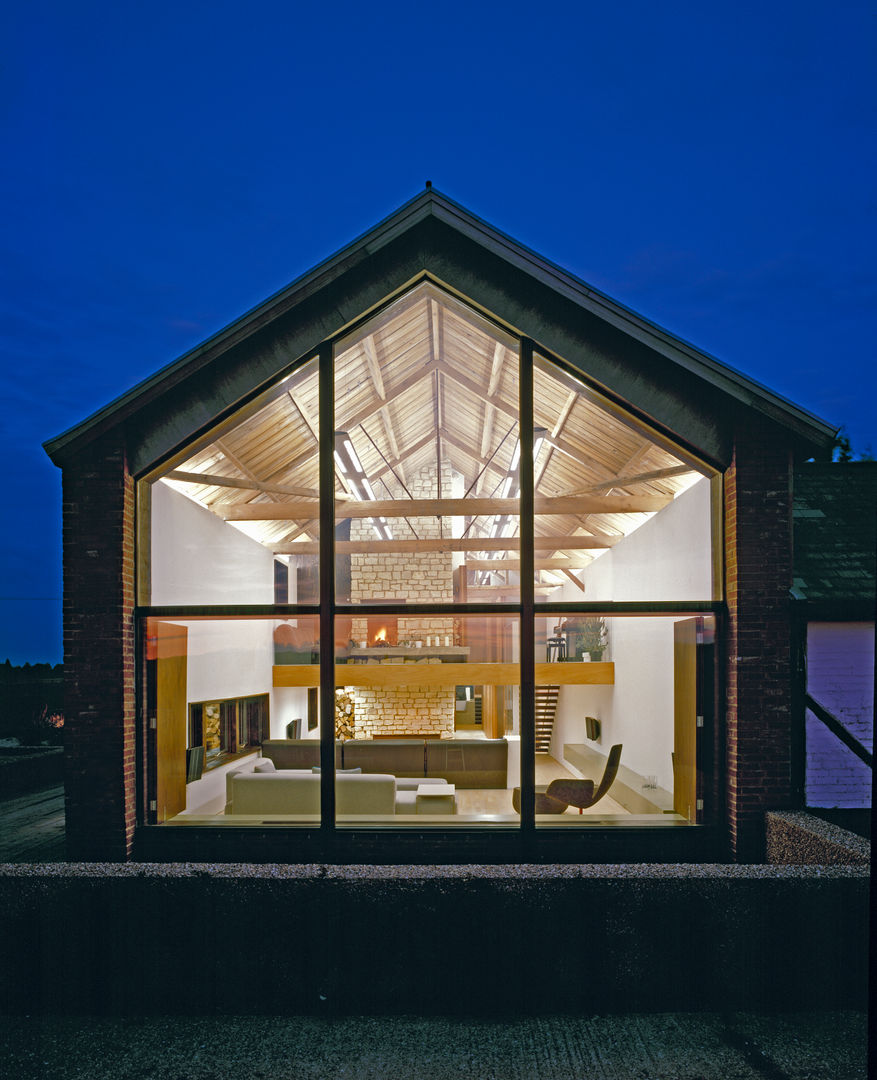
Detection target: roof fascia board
<box><xmin>426</xmin><ymin>196</ymin><xmax>836</xmax><ymax>447</ymax></box>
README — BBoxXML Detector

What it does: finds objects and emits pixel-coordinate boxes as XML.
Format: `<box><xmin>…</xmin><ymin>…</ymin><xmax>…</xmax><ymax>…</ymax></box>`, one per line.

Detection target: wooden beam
<box><xmin>577</xmin><ymin>464</ymin><xmax>696</xmax><ymax>493</ymax></box>
<box><xmin>215</xmin><ymin>439</ymin><xmax>262</xmax><ymax>490</ymax></box>
<box><xmin>273</xmin><ymin>662</ymin><xmax>615</xmax><ymax>688</ymax></box>
<box><xmin>480</xmin><ymin>403</ymin><xmax>496</xmax><ymax>461</ymax></box>
<box><xmin>338</xmin><ymin>364</ymin><xmax>435</xmax><ymax>438</ymax></box>
<box><xmin>165</xmin><ymin>470</ymin><xmax>329</xmax><ymax>500</ymax></box>
<box><xmin>361</xmin><ymin>334</ymin><xmax>386</xmax><ymax>400</ymax></box>
<box><xmin>224</xmin><ymin>493</ymin><xmax>672</xmax><ymax>521</ymax></box>
<box><xmin>563</xmin><ymin>569</ymin><xmax>586</xmax><ymax>592</ymax></box>
<box><xmin>536</xmin><ymin>389</ymin><xmax>578</xmax><ymax>490</ymax></box>
<box><xmin>487</xmin><ymin>341</ymin><xmax>505</xmax><ymax>396</ymax></box>
<box><xmin>464</xmin><ymin>558</ymin><xmax>592</xmax><ymax>571</ymax></box>
<box><xmin>440</xmin><ymin>428</ymin><xmax>503</xmax><ymax>476</ymax></box>
<box><xmin>437</xmin><ymin>361</ymin><xmax>619</xmax><ymax>478</ymax></box>
<box><xmin>465</xmin><ymin>586</ymin><xmax>557</xmax><ymax>598</ymax></box>
<box><xmin>272</xmin><ymin>534</ymin><xmax>619</xmax><ymax>555</ymax></box>
<box><xmin>370</xmin><ymin>430</ymin><xmax>435</xmax><ymax>480</ymax></box>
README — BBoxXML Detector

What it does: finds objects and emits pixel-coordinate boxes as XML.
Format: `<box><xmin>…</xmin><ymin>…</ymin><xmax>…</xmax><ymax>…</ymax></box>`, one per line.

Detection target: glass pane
<box><xmin>333</xmin><ymin>283</ymin><xmax>520</xmax><ymax>606</ymax></box>
<box><xmin>145</xmin><ymin>615</ymin><xmax>320</xmax><ymax>825</ymax></box>
<box><xmin>533</xmin><ymin>353</ymin><xmax>716</xmax><ymax>602</ymax></box>
<box><xmin>147</xmin><ymin>357</ymin><xmax>320</xmax><ymax>605</ymax></box>
<box><xmin>532</xmin><ymin>613</ymin><xmax>715</xmax><ymax>826</ymax></box>
<box><xmin>334</xmin><ymin>613</ymin><xmax>520</xmax><ymax>826</ymax></box>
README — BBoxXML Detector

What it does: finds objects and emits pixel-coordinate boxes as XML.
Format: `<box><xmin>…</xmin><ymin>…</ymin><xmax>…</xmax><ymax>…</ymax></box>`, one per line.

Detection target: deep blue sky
<box><xmin>2</xmin><ymin>1</ymin><xmax>874</xmax><ymax>663</ymax></box>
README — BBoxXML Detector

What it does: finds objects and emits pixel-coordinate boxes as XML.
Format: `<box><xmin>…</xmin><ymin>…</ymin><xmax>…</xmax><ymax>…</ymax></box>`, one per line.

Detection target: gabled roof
<box><xmin>44</xmin><ymin>188</ymin><xmax>837</xmax><ymax>469</ymax></box>
<box><xmin>793</xmin><ymin>462</ymin><xmax>877</xmax><ymax>615</ymax></box>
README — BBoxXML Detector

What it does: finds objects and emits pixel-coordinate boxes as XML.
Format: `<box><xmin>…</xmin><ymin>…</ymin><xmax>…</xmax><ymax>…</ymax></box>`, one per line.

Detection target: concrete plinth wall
<box><xmin>765</xmin><ymin>811</ymin><xmax>871</xmax><ymax>865</ymax></box>
<box><xmin>0</xmin><ymin>863</ymin><xmax>867</xmax><ymax>1016</ymax></box>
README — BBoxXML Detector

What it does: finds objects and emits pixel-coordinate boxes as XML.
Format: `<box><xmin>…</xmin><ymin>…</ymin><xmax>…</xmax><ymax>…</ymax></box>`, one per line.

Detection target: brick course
<box><xmin>62</xmin><ymin>438</ymin><xmax>137</xmax><ymax>859</ymax></box>
<box><xmin>723</xmin><ymin>419</ymin><xmax>795</xmax><ymax>860</ymax></box>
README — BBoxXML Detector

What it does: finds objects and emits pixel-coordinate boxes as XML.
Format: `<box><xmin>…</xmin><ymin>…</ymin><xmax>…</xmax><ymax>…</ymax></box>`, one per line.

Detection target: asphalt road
<box><xmin>0</xmin><ymin>1011</ymin><xmax>868</xmax><ymax>1080</ymax></box>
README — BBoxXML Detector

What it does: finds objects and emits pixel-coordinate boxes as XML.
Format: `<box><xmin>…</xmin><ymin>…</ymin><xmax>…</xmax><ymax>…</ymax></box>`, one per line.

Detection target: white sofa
<box><xmin>224</xmin><ymin>766</ymin><xmax>455</xmax><ymax>816</ymax></box>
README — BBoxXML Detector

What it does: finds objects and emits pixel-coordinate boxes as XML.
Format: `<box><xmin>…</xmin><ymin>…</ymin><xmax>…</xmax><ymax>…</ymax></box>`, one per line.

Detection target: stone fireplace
<box><xmin>343</xmin><ymin>462</ymin><xmax>458</xmax><ymax>739</ymax></box>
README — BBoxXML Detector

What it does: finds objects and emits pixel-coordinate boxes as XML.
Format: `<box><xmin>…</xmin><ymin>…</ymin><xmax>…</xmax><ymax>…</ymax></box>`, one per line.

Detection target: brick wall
<box><xmin>62</xmin><ymin>438</ymin><xmax>137</xmax><ymax>860</ymax></box>
<box><xmin>723</xmin><ymin>419</ymin><xmax>795</xmax><ymax>860</ymax></box>
<box><xmin>804</xmin><ymin>622</ymin><xmax>874</xmax><ymax>808</ymax></box>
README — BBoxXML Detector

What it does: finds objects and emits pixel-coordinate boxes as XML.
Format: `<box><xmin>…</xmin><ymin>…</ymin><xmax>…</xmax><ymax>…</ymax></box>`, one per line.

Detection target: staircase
<box><xmin>534</xmin><ymin>685</ymin><xmax>559</xmax><ymax>753</ymax></box>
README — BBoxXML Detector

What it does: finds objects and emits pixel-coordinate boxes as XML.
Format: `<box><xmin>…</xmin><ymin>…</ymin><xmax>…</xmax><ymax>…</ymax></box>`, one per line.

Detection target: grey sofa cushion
<box><xmin>341</xmin><ymin>739</ymin><xmax>426</xmax><ymax>777</ymax></box>
<box><xmin>261</xmin><ymin>739</ymin><xmax>343</xmax><ymax>769</ymax></box>
<box><xmin>425</xmin><ymin>739</ymin><xmax>508</xmax><ymax>788</ymax></box>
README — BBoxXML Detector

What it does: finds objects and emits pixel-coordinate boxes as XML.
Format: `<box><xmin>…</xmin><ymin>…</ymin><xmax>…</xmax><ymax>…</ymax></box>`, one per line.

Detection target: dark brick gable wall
<box><xmin>62</xmin><ymin>438</ymin><xmax>137</xmax><ymax>860</ymax></box>
<box><xmin>723</xmin><ymin>418</ymin><xmax>795</xmax><ymax>860</ymax></box>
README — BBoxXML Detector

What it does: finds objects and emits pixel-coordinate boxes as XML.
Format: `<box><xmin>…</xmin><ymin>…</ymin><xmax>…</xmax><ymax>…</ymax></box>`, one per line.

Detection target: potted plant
<box><xmin>578</xmin><ymin>617</ymin><xmax>608</xmax><ymax>661</ymax></box>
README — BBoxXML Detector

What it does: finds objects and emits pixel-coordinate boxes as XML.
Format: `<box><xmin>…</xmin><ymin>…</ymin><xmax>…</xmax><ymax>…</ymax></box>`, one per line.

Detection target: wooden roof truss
<box><xmin>158</xmin><ymin>282</ymin><xmax>711</xmax><ymax>588</ymax></box>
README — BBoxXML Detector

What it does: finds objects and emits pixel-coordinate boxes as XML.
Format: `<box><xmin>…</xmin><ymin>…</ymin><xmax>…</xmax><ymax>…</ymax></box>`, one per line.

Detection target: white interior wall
<box><xmin>151</xmin><ymin>482</ymin><xmax>278</xmax><ymax>807</ymax></box>
<box><xmin>272</xmin><ymin>686</ymin><xmax>316</xmax><ymax>740</ymax></box>
<box><xmin>548</xmin><ymin>619</ymin><xmax>675</xmax><ymax>790</ymax></box>
<box><xmin>579</xmin><ymin>476</ymin><xmax>712</xmax><ymax>601</ymax></box>
<box><xmin>548</xmin><ymin>480</ymin><xmax>712</xmax><ymax>791</ymax></box>
<box><xmin>151</xmin><ymin>480</ymin><xmax>276</xmax><ymax>605</ymax></box>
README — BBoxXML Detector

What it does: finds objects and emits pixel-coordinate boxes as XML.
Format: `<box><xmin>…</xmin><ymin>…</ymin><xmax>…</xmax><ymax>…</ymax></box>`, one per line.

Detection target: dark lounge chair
<box><xmin>512</xmin><ymin>744</ymin><xmax>623</xmax><ymax>814</ymax></box>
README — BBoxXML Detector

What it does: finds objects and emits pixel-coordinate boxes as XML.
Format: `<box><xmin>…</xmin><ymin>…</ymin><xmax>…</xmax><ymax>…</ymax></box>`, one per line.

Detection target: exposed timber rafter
<box><xmin>223</xmin><ymin>493</ymin><xmax>672</xmax><ymax>522</ymax></box>
<box><xmin>464</xmin><ymin>558</ymin><xmax>593</xmax><ymax>571</ymax></box>
<box><xmin>272</xmin><ymin>534</ymin><xmax>619</xmax><ymax>555</ymax></box>
<box><xmin>165</xmin><ymin>470</ymin><xmax>328</xmax><ymax>499</ymax></box>
<box><xmin>579</xmin><ymin>464</ymin><xmax>696</xmax><ymax>492</ymax></box>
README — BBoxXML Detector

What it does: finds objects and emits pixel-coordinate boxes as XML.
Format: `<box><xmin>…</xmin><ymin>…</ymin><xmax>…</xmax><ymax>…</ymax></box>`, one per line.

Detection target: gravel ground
<box><xmin>0</xmin><ymin>1012</ymin><xmax>868</xmax><ymax>1080</ymax></box>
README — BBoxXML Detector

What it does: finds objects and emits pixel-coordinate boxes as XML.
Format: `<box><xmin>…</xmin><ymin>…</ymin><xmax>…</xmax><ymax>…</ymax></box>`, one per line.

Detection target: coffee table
<box><xmin>415</xmin><ymin>783</ymin><xmax>456</xmax><ymax>814</ymax></box>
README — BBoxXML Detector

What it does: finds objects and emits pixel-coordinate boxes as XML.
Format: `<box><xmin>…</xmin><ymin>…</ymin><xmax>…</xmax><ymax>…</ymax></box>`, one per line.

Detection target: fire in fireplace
<box><xmin>367</xmin><ymin>610</ymin><xmax>398</xmax><ymax>646</ymax></box>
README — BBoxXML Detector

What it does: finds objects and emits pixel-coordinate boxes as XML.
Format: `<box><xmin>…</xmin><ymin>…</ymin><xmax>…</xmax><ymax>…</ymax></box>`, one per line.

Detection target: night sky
<box><xmin>2</xmin><ymin>1</ymin><xmax>874</xmax><ymax>663</ymax></box>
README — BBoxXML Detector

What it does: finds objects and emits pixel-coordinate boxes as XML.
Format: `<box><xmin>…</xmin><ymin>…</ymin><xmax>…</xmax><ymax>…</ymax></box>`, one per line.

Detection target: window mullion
<box><xmin>318</xmin><ymin>339</ymin><xmax>336</xmax><ymax>830</ymax></box>
<box><xmin>519</xmin><ymin>337</ymin><xmax>535</xmax><ymax>830</ymax></box>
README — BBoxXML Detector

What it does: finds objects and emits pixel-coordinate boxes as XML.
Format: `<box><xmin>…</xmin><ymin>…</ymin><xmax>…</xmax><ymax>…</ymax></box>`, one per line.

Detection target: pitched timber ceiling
<box><xmin>159</xmin><ymin>282</ymin><xmax>711</xmax><ymax>588</ymax></box>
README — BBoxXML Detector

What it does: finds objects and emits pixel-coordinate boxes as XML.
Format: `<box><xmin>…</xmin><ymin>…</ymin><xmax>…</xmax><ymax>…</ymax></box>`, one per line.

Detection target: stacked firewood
<box><xmin>334</xmin><ymin>690</ymin><xmax>356</xmax><ymax>740</ymax></box>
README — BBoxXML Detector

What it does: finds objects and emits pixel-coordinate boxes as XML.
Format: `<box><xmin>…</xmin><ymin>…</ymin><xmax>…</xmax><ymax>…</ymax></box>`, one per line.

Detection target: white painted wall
<box><xmin>547</xmin><ymin>480</ymin><xmax>712</xmax><ymax>792</ymax></box>
<box><xmin>151</xmin><ymin>482</ymin><xmax>281</xmax><ymax>808</ymax></box>
<box><xmin>549</xmin><ymin>617</ymin><xmax>677</xmax><ymax>792</ymax></box>
<box><xmin>805</xmin><ymin>621</ymin><xmax>874</xmax><ymax>808</ymax></box>
<box><xmin>578</xmin><ymin>476</ymin><xmax>713</xmax><ymax>601</ymax></box>
<box><xmin>184</xmin><ymin>618</ymin><xmax>275</xmax><ymax>704</ymax></box>
<box><xmin>151</xmin><ymin>480</ymin><xmax>275</xmax><ymax>605</ymax></box>
<box><xmin>272</xmin><ymin>686</ymin><xmax>316</xmax><ymax>740</ymax></box>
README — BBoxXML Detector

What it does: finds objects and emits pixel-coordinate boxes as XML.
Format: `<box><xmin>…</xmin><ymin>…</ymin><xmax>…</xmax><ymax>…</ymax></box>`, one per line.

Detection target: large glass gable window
<box><xmin>142</xmin><ymin>281</ymin><xmax>718</xmax><ymax>832</ymax></box>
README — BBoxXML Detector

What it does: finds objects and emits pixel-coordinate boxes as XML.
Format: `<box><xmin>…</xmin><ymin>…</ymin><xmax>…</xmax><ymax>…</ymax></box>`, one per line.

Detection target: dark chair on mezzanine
<box><xmin>512</xmin><ymin>744</ymin><xmax>623</xmax><ymax>814</ymax></box>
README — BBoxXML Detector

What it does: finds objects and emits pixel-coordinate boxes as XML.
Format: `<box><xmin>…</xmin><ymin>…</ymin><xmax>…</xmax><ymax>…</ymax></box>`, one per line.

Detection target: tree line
<box><xmin>0</xmin><ymin>661</ymin><xmax>64</xmax><ymax>746</ymax></box>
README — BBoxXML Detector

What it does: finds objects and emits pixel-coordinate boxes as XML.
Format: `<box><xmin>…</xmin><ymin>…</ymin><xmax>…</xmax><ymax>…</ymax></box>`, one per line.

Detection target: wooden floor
<box><xmin>0</xmin><ymin>784</ymin><xmax>66</xmax><ymax>862</ymax></box>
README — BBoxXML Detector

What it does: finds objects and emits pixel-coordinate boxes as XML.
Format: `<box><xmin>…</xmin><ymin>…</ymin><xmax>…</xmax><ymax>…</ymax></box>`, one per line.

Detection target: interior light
<box><xmin>509</xmin><ymin>440</ymin><xmax>521</xmax><ymax>471</ymax></box>
<box><xmin>333</xmin><ymin>450</ymin><xmax>347</xmax><ymax>474</ymax></box>
<box><xmin>344</xmin><ymin>439</ymin><xmax>364</xmax><ymax>475</ymax></box>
